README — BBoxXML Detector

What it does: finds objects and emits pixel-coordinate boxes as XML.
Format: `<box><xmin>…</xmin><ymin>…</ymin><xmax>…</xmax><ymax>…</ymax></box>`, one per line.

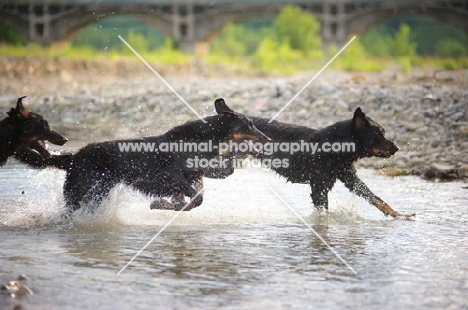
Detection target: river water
<box><xmin>0</xmin><ymin>163</ymin><xmax>467</xmax><ymax>309</ymax></box>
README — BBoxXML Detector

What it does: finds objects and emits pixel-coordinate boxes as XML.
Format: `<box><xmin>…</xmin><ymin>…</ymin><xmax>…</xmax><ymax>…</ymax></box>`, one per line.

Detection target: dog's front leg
<box><xmin>173</xmin><ymin>184</ymin><xmax>203</xmax><ymax>211</ymax></box>
<box><xmin>338</xmin><ymin>167</ymin><xmax>415</xmax><ymax>219</ymax></box>
<box><xmin>167</xmin><ymin>172</ymin><xmax>204</xmax><ymax>211</ymax></box>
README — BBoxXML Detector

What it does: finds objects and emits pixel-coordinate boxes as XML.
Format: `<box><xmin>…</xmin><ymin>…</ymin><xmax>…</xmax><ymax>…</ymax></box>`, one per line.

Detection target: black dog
<box><xmin>0</xmin><ymin>96</ymin><xmax>68</xmax><ymax>166</ymax></box>
<box><xmin>216</xmin><ymin>106</ymin><xmax>414</xmax><ymax>219</ymax></box>
<box><xmin>16</xmin><ymin>99</ymin><xmax>269</xmax><ymax>214</ymax></box>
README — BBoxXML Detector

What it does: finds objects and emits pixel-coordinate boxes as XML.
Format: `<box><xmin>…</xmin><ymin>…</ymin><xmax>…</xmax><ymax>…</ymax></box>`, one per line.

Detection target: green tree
<box><xmin>0</xmin><ymin>25</ymin><xmax>26</xmax><ymax>45</ymax></box>
<box><xmin>336</xmin><ymin>37</ymin><xmax>382</xmax><ymax>72</ymax></box>
<box><xmin>392</xmin><ymin>23</ymin><xmax>417</xmax><ymax>56</ymax></box>
<box><xmin>390</xmin><ymin>24</ymin><xmax>417</xmax><ymax>72</ymax></box>
<box><xmin>210</xmin><ymin>18</ymin><xmax>274</xmax><ymax>56</ymax></box>
<box><xmin>211</xmin><ymin>23</ymin><xmax>246</xmax><ymax>56</ymax></box>
<box><xmin>254</xmin><ymin>37</ymin><xmax>302</xmax><ymax>73</ymax></box>
<box><xmin>254</xmin><ymin>37</ymin><xmax>278</xmax><ymax>71</ymax></box>
<box><xmin>435</xmin><ymin>38</ymin><xmax>467</xmax><ymax>57</ymax></box>
<box><xmin>273</xmin><ymin>5</ymin><xmax>321</xmax><ymax>56</ymax></box>
<box><xmin>361</xmin><ymin>28</ymin><xmax>393</xmax><ymax>56</ymax></box>
<box><xmin>122</xmin><ymin>30</ymin><xmax>148</xmax><ymax>54</ymax></box>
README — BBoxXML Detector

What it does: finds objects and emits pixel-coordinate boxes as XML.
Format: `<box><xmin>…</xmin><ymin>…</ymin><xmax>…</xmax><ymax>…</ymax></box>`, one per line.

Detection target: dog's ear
<box><xmin>6</xmin><ymin>107</ymin><xmax>15</xmax><ymax>117</ymax></box>
<box><xmin>15</xmin><ymin>96</ymin><xmax>30</xmax><ymax>119</ymax></box>
<box><xmin>215</xmin><ymin>98</ymin><xmax>234</xmax><ymax>114</ymax></box>
<box><xmin>352</xmin><ymin>107</ymin><xmax>369</xmax><ymax>131</ymax></box>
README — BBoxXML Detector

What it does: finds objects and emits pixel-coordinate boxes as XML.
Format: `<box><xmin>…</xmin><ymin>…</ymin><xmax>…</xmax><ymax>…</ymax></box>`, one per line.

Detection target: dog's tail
<box><xmin>14</xmin><ymin>149</ymin><xmax>72</xmax><ymax>170</ymax></box>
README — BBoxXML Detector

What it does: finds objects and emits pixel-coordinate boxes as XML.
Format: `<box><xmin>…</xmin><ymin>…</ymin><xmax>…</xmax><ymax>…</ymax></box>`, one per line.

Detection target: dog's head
<box><xmin>214</xmin><ymin>98</ymin><xmax>270</xmax><ymax>147</ymax></box>
<box><xmin>8</xmin><ymin>96</ymin><xmax>68</xmax><ymax>155</ymax></box>
<box><xmin>352</xmin><ymin>107</ymin><xmax>398</xmax><ymax>158</ymax></box>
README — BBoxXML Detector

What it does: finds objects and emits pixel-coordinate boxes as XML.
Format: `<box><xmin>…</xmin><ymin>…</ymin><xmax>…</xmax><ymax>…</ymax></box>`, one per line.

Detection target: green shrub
<box><xmin>273</xmin><ymin>4</ymin><xmax>321</xmax><ymax>57</ymax></box>
<box><xmin>210</xmin><ymin>23</ymin><xmax>247</xmax><ymax>57</ymax></box>
<box><xmin>0</xmin><ymin>25</ymin><xmax>26</xmax><ymax>46</ymax></box>
<box><xmin>435</xmin><ymin>38</ymin><xmax>467</xmax><ymax>57</ymax></box>
<box><xmin>331</xmin><ymin>38</ymin><xmax>383</xmax><ymax>72</ymax></box>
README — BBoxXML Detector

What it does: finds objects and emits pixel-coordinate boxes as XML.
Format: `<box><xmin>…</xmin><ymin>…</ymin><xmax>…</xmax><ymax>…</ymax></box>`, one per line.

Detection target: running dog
<box><xmin>215</xmin><ymin>106</ymin><xmax>415</xmax><ymax>220</ymax></box>
<box><xmin>15</xmin><ymin>99</ymin><xmax>269</xmax><ymax>214</ymax></box>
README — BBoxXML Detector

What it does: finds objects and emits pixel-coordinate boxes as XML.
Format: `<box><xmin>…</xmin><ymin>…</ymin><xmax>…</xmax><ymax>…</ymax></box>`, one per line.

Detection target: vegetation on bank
<box><xmin>1</xmin><ymin>5</ymin><xmax>467</xmax><ymax>74</ymax></box>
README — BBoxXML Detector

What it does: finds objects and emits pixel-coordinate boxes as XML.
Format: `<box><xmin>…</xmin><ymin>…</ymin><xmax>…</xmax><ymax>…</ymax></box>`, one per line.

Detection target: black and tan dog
<box><xmin>0</xmin><ymin>96</ymin><xmax>67</xmax><ymax>166</ymax></box>
<box><xmin>16</xmin><ymin>99</ymin><xmax>269</xmax><ymax>214</ymax></box>
<box><xmin>215</xmin><ymin>106</ymin><xmax>415</xmax><ymax>219</ymax></box>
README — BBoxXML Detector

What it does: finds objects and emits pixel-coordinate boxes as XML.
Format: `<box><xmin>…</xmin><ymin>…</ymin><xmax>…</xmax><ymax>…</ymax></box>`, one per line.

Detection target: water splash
<box><xmin>1</xmin><ymin>169</ymin><xmax>66</xmax><ymax>228</ymax></box>
<box><xmin>1</xmin><ymin>167</ymin><xmax>391</xmax><ymax>230</ymax></box>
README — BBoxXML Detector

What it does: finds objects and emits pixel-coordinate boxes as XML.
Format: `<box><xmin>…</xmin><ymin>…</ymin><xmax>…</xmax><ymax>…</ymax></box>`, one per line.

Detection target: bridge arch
<box><xmin>191</xmin><ymin>5</ymin><xmax>281</xmax><ymax>43</ymax></box>
<box><xmin>51</xmin><ymin>11</ymin><xmax>173</xmax><ymax>44</ymax></box>
<box><xmin>347</xmin><ymin>6</ymin><xmax>468</xmax><ymax>38</ymax></box>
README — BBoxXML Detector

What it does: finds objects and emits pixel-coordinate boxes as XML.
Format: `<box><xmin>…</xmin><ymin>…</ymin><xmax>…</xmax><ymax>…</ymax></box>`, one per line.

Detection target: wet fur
<box><xmin>248</xmin><ymin>108</ymin><xmax>414</xmax><ymax>219</ymax></box>
<box><xmin>15</xmin><ymin>99</ymin><xmax>268</xmax><ymax>214</ymax></box>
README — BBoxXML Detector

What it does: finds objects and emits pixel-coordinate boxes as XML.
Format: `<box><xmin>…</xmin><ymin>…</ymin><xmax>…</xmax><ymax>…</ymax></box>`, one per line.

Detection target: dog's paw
<box><xmin>405</xmin><ymin>213</ymin><xmax>417</xmax><ymax>221</ymax></box>
<box><xmin>174</xmin><ymin>201</ymin><xmax>193</xmax><ymax>211</ymax></box>
<box><xmin>150</xmin><ymin>199</ymin><xmax>175</xmax><ymax>210</ymax></box>
<box><xmin>395</xmin><ymin>213</ymin><xmax>417</xmax><ymax>221</ymax></box>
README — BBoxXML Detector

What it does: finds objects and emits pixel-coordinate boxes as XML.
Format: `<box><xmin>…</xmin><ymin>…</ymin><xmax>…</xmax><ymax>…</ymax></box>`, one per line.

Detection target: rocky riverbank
<box><xmin>1</xmin><ymin>56</ymin><xmax>467</xmax><ymax>180</ymax></box>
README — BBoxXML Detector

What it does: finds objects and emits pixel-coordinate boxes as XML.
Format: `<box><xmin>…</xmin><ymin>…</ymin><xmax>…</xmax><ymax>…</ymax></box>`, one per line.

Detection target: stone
<box><xmin>376</xmin><ymin>167</ymin><xmax>410</xmax><ymax>177</ymax></box>
<box><xmin>457</xmin><ymin>165</ymin><xmax>468</xmax><ymax>178</ymax></box>
<box><xmin>404</xmin><ymin>122</ymin><xmax>420</xmax><ymax>132</ymax></box>
<box><xmin>311</xmin><ymin>99</ymin><xmax>325</xmax><ymax>108</ymax></box>
<box><xmin>426</xmin><ymin>162</ymin><xmax>457</xmax><ymax>179</ymax></box>
<box><xmin>16</xmin><ymin>285</ymin><xmax>34</xmax><ymax>296</ymax></box>
<box><xmin>458</xmin><ymin>126</ymin><xmax>468</xmax><ymax>137</ymax></box>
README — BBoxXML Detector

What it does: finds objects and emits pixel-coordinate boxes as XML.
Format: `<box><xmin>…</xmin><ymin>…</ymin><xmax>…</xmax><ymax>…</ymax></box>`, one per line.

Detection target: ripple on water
<box><xmin>0</xmin><ymin>166</ymin><xmax>467</xmax><ymax>309</ymax></box>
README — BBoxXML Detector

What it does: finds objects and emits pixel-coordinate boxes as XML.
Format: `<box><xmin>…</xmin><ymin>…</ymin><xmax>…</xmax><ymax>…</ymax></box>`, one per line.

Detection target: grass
<box><xmin>0</xmin><ymin>43</ymin><xmax>191</xmax><ymax>66</ymax></box>
<box><xmin>1</xmin><ymin>43</ymin><xmax>467</xmax><ymax>74</ymax></box>
<box><xmin>416</xmin><ymin>57</ymin><xmax>468</xmax><ymax>70</ymax></box>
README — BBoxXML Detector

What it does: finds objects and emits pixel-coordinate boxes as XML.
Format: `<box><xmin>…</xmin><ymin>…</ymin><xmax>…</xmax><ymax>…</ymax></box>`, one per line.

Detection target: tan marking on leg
<box><xmin>371</xmin><ymin>197</ymin><xmax>403</xmax><ymax>218</ymax></box>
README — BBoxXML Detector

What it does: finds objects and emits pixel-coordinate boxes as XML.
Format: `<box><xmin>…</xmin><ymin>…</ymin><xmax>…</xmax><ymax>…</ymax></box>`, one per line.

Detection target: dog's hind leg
<box><xmin>63</xmin><ymin>179</ymin><xmax>86</xmax><ymax>214</ymax></box>
<box><xmin>63</xmin><ymin>175</ymin><xmax>115</xmax><ymax>214</ymax></box>
<box><xmin>149</xmin><ymin>199</ymin><xmax>176</xmax><ymax>210</ymax></box>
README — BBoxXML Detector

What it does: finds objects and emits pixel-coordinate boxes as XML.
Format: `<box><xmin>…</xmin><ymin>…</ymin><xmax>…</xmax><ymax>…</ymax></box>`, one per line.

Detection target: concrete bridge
<box><xmin>1</xmin><ymin>0</ymin><xmax>467</xmax><ymax>51</ymax></box>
